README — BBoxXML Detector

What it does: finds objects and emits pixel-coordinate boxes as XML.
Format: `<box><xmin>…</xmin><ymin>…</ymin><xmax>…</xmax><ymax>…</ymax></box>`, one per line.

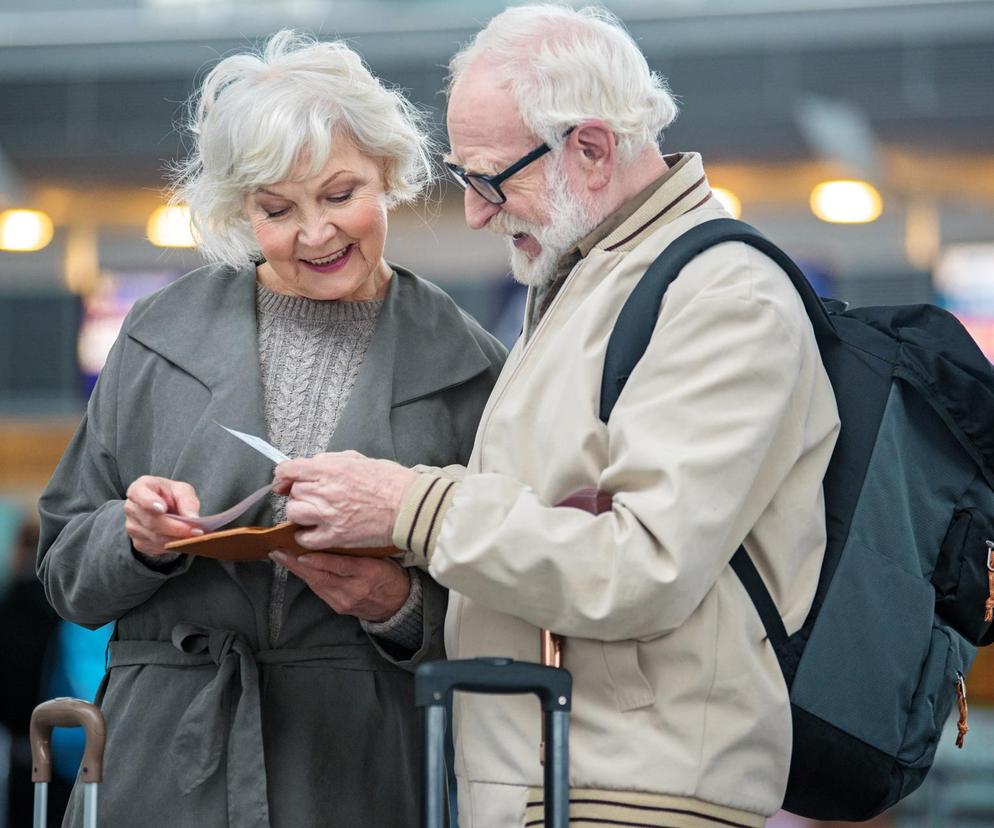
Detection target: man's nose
<box><xmin>464</xmin><ymin>188</ymin><xmax>500</xmax><ymax>230</ymax></box>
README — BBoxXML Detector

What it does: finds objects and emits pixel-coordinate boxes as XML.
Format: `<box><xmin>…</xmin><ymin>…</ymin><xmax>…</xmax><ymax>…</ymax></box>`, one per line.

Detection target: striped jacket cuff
<box><xmin>392</xmin><ymin>473</ymin><xmax>458</xmax><ymax>565</ymax></box>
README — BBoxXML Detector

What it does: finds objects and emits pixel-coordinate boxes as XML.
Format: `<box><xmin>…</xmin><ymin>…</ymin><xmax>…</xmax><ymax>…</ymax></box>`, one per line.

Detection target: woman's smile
<box><xmin>300</xmin><ymin>242</ymin><xmax>355</xmax><ymax>273</ymax></box>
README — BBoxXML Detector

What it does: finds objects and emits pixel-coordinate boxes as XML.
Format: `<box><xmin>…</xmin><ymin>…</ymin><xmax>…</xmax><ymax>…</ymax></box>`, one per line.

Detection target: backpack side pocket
<box><xmin>933</xmin><ymin>478</ymin><xmax>994</xmax><ymax>645</ymax></box>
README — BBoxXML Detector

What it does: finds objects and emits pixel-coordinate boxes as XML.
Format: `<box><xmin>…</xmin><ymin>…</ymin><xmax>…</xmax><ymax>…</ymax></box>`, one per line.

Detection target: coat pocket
<box><xmin>601</xmin><ymin>640</ymin><xmax>654</xmax><ymax>711</ymax></box>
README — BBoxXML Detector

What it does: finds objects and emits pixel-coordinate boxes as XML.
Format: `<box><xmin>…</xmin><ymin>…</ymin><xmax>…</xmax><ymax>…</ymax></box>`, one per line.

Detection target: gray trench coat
<box><xmin>37</xmin><ymin>263</ymin><xmax>505</xmax><ymax>828</ymax></box>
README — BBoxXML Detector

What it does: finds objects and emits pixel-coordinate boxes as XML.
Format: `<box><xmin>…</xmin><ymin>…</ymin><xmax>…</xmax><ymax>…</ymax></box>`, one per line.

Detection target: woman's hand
<box><xmin>270</xmin><ymin>550</ymin><xmax>411</xmax><ymax>622</ymax></box>
<box><xmin>274</xmin><ymin>451</ymin><xmax>417</xmax><ymax>549</ymax></box>
<box><xmin>124</xmin><ymin>475</ymin><xmax>203</xmax><ymax>556</ymax></box>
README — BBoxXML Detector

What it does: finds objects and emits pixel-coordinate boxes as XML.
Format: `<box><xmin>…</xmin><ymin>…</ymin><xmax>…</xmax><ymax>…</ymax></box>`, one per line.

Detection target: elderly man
<box><xmin>274</xmin><ymin>4</ymin><xmax>839</xmax><ymax>827</ymax></box>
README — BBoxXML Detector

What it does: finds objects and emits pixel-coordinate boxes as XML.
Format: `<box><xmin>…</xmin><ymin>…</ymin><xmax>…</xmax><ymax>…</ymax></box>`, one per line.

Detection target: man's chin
<box><xmin>508</xmin><ymin>242</ymin><xmax>556</xmax><ymax>287</ymax></box>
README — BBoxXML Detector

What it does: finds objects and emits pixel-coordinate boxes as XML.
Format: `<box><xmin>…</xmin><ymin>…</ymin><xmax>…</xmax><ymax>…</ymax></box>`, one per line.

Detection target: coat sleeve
<box><xmin>429</xmin><ymin>250</ymin><xmax>813</xmax><ymax>641</ymax></box>
<box><xmin>37</xmin><ymin>329</ymin><xmax>194</xmax><ymax>628</ymax></box>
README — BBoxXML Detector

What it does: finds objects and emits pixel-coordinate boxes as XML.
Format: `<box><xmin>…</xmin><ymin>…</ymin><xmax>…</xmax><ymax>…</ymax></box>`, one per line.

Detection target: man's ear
<box><xmin>569</xmin><ymin>121</ymin><xmax>616</xmax><ymax>191</ymax></box>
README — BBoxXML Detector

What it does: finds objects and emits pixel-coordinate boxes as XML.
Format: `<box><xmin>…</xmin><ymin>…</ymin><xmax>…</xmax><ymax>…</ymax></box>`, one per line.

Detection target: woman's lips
<box><xmin>300</xmin><ymin>243</ymin><xmax>354</xmax><ymax>273</ymax></box>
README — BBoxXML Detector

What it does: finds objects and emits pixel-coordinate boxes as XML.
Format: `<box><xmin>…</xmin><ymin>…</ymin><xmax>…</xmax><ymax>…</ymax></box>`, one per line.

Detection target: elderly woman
<box><xmin>37</xmin><ymin>30</ymin><xmax>504</xmax><ymax>828</ymax></box>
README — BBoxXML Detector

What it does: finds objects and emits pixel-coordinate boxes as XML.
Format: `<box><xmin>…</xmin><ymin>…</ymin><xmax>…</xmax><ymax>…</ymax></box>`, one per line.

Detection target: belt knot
<box><xmin>168</xmin><ymin>624</ymin><xmax>270</xmax><ymax>828</ymax></box>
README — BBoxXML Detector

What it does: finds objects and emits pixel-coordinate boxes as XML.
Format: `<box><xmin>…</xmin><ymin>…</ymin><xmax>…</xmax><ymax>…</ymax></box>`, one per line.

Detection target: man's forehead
<box><xmin>446</xmin><ymin>68</ymin><xmax>532</xmax><ymax>166</ymax></box>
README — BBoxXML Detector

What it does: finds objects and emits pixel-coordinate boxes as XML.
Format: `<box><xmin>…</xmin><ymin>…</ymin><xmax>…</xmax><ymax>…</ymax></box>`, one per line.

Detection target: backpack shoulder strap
<box><xmin>599</xmin><ymin>218</ymin><xmax>835</xmax><ymax>422</ymax></box>
<box><xmin>599</xmin><ymin>217</ymin><xmax>829</xmax><ymax>682</ymax></box>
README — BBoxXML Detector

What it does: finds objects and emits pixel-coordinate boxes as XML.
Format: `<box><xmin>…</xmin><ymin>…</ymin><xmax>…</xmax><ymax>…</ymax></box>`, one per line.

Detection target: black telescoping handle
<box><xmin>415</xmin><ymin>657</ymin><xmax>572</xmax><ymax>711</ymax></box>
<box><xmin>415</xmin><ymin>658</ymin><xmax>572</xmax><ymax>828</ymax></box>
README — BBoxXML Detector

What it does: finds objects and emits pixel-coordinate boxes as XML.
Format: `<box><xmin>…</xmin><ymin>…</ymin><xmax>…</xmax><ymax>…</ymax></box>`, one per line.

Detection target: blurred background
<box><xmin>1</xmin><ymin>0</ymin><xmax>993</xmax><ymax>825</ymax></box>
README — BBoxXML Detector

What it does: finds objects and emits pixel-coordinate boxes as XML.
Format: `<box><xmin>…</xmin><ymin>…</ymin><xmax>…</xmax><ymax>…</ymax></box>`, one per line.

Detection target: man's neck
<box><xmin>606</xmin><ymin>147</ymin><xmax>669</xmax><ymax>212</ymax></box>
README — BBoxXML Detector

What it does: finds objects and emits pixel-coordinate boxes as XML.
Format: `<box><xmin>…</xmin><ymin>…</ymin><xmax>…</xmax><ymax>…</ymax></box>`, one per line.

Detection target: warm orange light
<box><xmin>809</xmin><ymin>180</ymin><xmax>883</xmax><ymax>224</ymax></box>
<box><xmin>0</xmin><ymin>209</ymin><xmax>54</xmax><ymax>252</ymax></box>
<box><xmin>147</xmin><ymin>204</ymin><xmax>196</xmax><ymax>248</ymax></box>
<box><xmin>711</xmin><ymin>187</ymin><xmax>742</xmax><ymax>219</ymax></box>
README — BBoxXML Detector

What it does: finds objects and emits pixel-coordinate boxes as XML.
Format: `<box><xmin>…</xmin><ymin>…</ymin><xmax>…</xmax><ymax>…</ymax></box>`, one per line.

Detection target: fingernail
<box><xmin>297</xmin><ymin>554</ymin><xmax>311</xmax><ymax>564</ymax></box>
<box><xmin>191</xmin><ymin>529</ymin><xmax>204</xmax><ymax>536</ymax></box>
<box><xmin>152</xmin><ymin>502</ymin><xmax>166</xmax><ymax>514</ymax></box>
<box><xmin>269</xmin><ymin>551</ymin><xmax>287</xmax><ymax>563</ymax></box>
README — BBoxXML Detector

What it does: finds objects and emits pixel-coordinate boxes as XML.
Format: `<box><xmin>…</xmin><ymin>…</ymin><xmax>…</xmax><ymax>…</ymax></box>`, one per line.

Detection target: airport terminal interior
<box><xmin>1</xmin><ymin>0</ymin><xmax>994</xmax><ymax>825</ymax></box>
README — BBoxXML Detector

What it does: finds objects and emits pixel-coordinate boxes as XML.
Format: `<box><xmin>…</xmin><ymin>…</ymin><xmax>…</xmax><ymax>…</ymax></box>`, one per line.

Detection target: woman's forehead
<box><xmin>260</xmin><ymin>139</ymin><xmax>381</xmax><ymax>192</ymax></box>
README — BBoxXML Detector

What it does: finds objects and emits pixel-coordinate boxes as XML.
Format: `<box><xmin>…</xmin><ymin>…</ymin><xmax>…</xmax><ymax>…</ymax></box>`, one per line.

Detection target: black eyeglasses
<box><xmin>444</xmin><ymin>127</ymin><xmax>575</xmax><ymax>205</ymax></box>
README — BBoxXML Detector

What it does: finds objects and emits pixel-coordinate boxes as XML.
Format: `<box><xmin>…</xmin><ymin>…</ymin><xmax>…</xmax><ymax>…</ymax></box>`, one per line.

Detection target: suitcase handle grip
<box><xmin>415</xmin><ymin>657</ymin><xmax>571</xmax><ymax>711</ymax></box>
<box><xmin>30</xmin><ymin>698</ymin><xmax>106</xmax><ymax>783</ymax></box>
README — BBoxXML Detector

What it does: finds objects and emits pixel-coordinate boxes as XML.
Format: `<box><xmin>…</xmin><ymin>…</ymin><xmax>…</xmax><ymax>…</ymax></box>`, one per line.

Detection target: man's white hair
<box><xmin>172</xmin><ymin>30</ymin><xmax>433</xmax><ymax>267</ymax></box>
<box><xmin>448</xmin><ymin>4</ymin><xmax>678</xmax><ymax>161</ymax></box>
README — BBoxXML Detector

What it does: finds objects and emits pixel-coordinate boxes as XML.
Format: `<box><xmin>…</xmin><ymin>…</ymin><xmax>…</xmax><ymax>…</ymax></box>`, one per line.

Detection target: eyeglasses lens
<box><xmin>467</xmin><ymin>178</ymin><xmax>503</xmax><ymax>205</ymax></box>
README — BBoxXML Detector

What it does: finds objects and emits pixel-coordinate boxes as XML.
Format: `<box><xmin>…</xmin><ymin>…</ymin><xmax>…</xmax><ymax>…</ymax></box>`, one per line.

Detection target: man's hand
<box><xmin>124</xmin><ymin>475</ymin><xmax>203</xmax><ymax>556</ymax></box>
<box><xmin>270</xmin><ymin>550</ymin><xmax>411</xmax><ymax>622</ymax></box>
<box><xmin>274</xmin><ymin>451</ymin><xmax>417</xmax><ymax>549</ymax></box>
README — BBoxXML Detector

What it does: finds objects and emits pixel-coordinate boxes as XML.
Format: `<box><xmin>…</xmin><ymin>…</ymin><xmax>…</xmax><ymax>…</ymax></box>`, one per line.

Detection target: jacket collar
<box><xmin>524</xmin><ymin>153</ymin><xmax>713</xmax><ymax>336</ymax></box>
<box><xmin>595</xmin><ymin>152</ymin><xmax>712</xmax><ymax>253</ymax></box>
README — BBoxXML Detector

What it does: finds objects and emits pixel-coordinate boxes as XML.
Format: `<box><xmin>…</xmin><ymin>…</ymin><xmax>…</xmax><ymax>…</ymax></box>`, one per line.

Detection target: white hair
<box><xmin>448</xmin><ymin>4</ymin><xmax>678</xmax><ymax>162</ymax></box>
<box><xmin>171</xmin><ymin>30</ymin><xmax>434</xmax><ymax>267</ymax></box>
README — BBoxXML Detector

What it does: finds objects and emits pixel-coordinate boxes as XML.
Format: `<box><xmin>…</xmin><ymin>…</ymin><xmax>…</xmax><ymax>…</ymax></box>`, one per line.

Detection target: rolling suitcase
<box><xmin>415</xmin><ymin>657</ymin><xmax>572</xmax><ymax>828</ymax></box>
<box><xmin>29</xmin><ymin>698</ymin><xmax>106</xmax><ymax>828</ymax></box>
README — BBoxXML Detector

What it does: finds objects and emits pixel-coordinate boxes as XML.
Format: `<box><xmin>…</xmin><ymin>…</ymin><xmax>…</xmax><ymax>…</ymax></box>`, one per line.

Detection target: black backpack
<box><xmin>601</xmin><ymin>218</ymin><xmax>994</xmax><ymax>821</ymax></box>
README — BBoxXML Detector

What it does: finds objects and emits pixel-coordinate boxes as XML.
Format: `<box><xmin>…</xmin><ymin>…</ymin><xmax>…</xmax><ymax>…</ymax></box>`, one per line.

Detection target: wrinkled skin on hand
<box><xmin>271</xmin><ymin>451</ymin><xmax>418</xmax><ymax>621</ymax></box>
<box><xmin>273</xmin><ymin>450</ymin><xmax>417</xmax><ymax>549</ymax></box>
<box><xmin>270</xmin><ymin>549</ymin><xmax>411</xmax><ymax>622</ymax></box>
<box><xmin>124</xmin><ymin>475</ymin><xmax>204</xmax><ymax>555</ymax></box>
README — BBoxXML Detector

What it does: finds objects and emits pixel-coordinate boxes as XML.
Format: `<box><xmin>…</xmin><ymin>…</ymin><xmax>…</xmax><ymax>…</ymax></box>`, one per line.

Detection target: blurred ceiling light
<box><xmin>0</xmin><ymin>208</ymin><xmax>54</xmax><ymax>252</ymax></box>
<box><xmin>905</xmin><ymin>200</ymin><xmax>941</xmax><ymax>271</ymax></box>
<box><xmin>711</xmin><ymin>187</ymin><xmax>742</xmax><ymax>219</ymax></box>
<box><xmin>809</xmin><ymin>180</ymin><xmax>883</xmax><ymax>224</ymax></box>
<box><xmin>64</xmin><ymin>224</ymin><xmax>100</xmax><ymax>295</ymax></box>
<box><xmin>147</xmin><ymin>204</ymin><xmax>196</xmax><ymax>248</ymax></box>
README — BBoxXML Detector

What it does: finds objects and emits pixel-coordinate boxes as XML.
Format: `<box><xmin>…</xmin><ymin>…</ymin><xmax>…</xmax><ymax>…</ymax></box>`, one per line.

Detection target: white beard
<box><xmin>492</xmin><ymin>157</ymin><xmax>602</xmax><ymax>287</ymax></box>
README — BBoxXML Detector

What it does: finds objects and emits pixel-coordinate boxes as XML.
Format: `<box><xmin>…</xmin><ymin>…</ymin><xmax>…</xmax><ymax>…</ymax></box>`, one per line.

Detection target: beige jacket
<box><xmin>422</xmin><ymin>154</ymin><xmax>840</xmax><ymax>826</ymax></box>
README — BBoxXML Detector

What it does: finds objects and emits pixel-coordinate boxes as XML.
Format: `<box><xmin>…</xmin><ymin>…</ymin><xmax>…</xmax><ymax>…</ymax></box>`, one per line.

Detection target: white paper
<box><xmin>216</xmin><ymin>423</ymin><xmax>290</xmax><ymax>463</ymax></box>
<box><xmin>169</xmin><ymin>481</ymin><xmax>276</xmax><ymax>532</ymax></box>
<box><xmin>168</xmin><ymin>423</ymin><xmax>289</xmax><ymax>532</ymax></box>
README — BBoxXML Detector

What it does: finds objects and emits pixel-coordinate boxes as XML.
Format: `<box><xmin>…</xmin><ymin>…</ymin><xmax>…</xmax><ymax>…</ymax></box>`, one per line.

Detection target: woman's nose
<box><xmin>298</xmin><ymin>212</ymin><xmax>337</xmax><ymax>248</ymax></box>
<box><xmin>464</xmin><ymin>188</ymin><xmax>500</xmax><ymax>230</ymax></box>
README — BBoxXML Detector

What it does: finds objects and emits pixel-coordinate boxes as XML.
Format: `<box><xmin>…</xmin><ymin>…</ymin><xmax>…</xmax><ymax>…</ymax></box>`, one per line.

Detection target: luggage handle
<box><xmin>415</xmin><ymin>657</ymin><xmax>572</xmax><ymax>711</ymax></box>
<box><xmin>415</xmin><ymin>658</ymin><xmax>572</xmax><ymax>828</ymax></box>
<box><xmin>30</xmin><ymin>698</ymin><xmax>106</xmax><ymax>784</ymax></box>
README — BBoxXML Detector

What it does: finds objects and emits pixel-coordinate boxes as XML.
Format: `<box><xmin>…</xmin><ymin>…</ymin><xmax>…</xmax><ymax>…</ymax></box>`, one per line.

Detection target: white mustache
<box><xmin>488</xmin><ymin>213</ymin><xmax>541</xmax><ymax>240</ymax></box>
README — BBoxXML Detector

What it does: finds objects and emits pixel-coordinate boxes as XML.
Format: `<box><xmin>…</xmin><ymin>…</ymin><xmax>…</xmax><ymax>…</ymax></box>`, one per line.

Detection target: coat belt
<box><xmin>107</xmin><ymin>624</ymin><xmax>401</xmax><ymax>828</ymax></box>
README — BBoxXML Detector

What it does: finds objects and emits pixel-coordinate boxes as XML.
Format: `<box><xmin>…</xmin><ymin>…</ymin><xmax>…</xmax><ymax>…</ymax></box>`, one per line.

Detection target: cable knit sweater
<box><xmin>255</xmin><ymin>281</ymin><xmax>423</xmax><ymax>650</ymax></box>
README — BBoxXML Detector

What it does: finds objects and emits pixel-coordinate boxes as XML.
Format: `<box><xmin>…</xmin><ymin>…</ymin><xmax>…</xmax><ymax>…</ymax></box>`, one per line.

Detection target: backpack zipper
<box><xmin>985</xmin><ymin>540</ymin><xmax>994</xmax><ymax>623</ymax></box>
<box><xmin>956</xmin><ymin>671</ymin><xmax>969</xmax><ymax>748</ymax></box>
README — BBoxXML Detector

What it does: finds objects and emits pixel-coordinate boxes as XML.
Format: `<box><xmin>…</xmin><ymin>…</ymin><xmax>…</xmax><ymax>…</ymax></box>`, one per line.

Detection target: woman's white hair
<box><xmin>172</xmin><ymin>30</ymin><xmax>434</xmax><ymax>267</ymax></box>
<box><xmin>448</xmin><ymin>4</ymin><xmax>678</xmax><ymax>162</ymax></box>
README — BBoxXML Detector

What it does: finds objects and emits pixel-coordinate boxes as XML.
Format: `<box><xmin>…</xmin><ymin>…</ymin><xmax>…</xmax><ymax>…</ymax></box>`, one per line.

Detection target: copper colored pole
<box><xmin>539</xmin><ymin>630</ymin><xmax>563</xmax><ymax>764</ymax></box>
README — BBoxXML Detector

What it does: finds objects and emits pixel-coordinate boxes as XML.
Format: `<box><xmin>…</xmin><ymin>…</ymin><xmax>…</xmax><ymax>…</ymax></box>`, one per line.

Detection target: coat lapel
<box><xmin>326</xmin><ymin>265</ymin><xmax>494</xmax><ymax>457</ymax></box>
<box><xmin>125</xmin><ymin>264</ymin><xmax>276</xmax><ymax>608</ymax></box>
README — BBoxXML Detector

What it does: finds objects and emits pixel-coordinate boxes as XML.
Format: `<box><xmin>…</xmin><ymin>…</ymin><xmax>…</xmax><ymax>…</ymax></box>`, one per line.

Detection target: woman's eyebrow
<box><xmin>256</xmin><ymin>170</ymin><xmax>358</xmax><ymax>198</ymax></box>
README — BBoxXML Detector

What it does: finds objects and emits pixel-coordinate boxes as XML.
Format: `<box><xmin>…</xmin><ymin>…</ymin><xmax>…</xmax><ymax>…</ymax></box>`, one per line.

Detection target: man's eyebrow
<box><xmin>444</xmin><ymin>155</ymin><xmax>503</xmax><ymax>175</ymax></box>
